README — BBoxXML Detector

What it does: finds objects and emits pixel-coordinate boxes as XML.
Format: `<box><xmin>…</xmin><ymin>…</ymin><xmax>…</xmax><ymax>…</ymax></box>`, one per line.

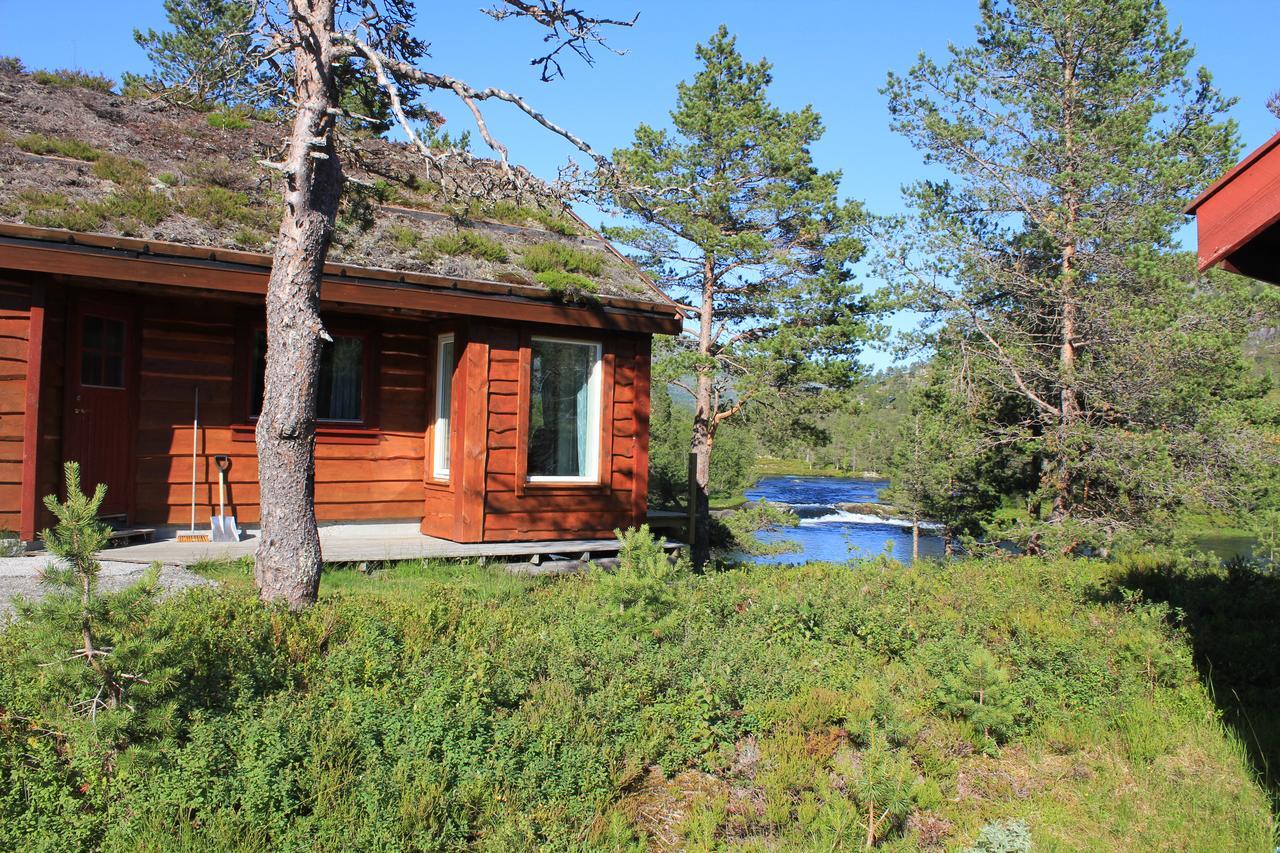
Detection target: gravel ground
<box><xmin>0</xmin><ymin>557</ymin><xmax>215</xmax><ymax>617</ymax></box>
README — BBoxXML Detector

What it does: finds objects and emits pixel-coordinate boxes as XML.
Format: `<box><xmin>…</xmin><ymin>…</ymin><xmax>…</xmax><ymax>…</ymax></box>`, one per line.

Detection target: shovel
<box><xmin>210</xmin><ymin>454</ymin><xmax>242</xmax><ymax>542</ymax></box>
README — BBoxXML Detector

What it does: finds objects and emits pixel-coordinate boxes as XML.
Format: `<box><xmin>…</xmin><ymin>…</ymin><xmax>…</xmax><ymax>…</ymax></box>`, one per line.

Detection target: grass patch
<box><xmin>92</xmin><ymin>154</ymin><xmax>150</xmax><ymax>186</ymax></box>
<box><xmin>206</xmin><ymin>108</ymin><xmax>252</xmax><ymax>130</ymax></box>
<box><xmin>387</xmin><ymin>224</ymin><xmax>420</xmax><ymax>251</ymax></box>
<box><xmin>3</xmin><ymin>189</ymin><xmax>104</xmax><ymax>232</ymax></box>
<box><xmin>31</xmin><ymin>67</ymin><xmax>115</xmax><ymax>93</ymax></box>
<box><xmin>13</xmin><ymin>133</ymin><xmax>101</xmax><ymax>161</ymax></box>
<box><xmin>178</xmin><ymin>186</ymin><xmax>272</xmax><ymax>231</ymax></box>
<box><xmin>3</xmin><ymin>182</ymin><xmax>173</xmax><ymax>235</ymax></box>
<box><xmin>0</xmin><ymin>543</ymin><xmax>1272</xmax><ymax>849</ymax></box>
<box><xmin>535</xmin><ymin>270</ymin><xmax>600</xmax><ymax>303</ymax></box>
<box><xmin>424</xmin><ymin>230</ymin><xmax>509</xmax><ymax>263</ymax></box>
<box><xmin>522</xmin><ymin>241</ymin><xmax>606</xmax><ymax>277</ymax></box>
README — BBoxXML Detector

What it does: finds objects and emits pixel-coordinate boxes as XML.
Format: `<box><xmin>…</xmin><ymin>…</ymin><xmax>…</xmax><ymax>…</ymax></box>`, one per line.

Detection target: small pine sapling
<box><xmin>939</xmin><ymin>647</ymin><xmax>1019</xmax><ymax>748</ymax></box>
<box><xmin>36</xmin><ymin>462</ymin><xmax>160</xmax><ymax>716</ymax></box>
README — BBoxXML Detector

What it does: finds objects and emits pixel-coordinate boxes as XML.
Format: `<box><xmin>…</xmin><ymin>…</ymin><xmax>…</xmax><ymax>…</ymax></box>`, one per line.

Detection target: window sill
<box><xmin>522</xmin><ymin>479</ymin><xmax>610</xmax><ymax>494</ymax></box>
<box><xmin>230</xmin><ymin>423</ymin><xmax>382</xmax><ymax>445</ymax></box>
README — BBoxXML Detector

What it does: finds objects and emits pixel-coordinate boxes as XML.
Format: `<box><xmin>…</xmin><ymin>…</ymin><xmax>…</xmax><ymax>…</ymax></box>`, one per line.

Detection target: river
<box><xmin>743</xmin><ymin>475</ymin><xmax>945</xmax><ymax>564</ymax></box>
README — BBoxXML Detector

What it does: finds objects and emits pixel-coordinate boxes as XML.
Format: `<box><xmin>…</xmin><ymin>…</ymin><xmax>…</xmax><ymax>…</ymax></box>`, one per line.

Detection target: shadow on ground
<box><xmin>1111</xmin><ymin>558</ymin><xmax>1280</xmax><ymax>810</ymax></box>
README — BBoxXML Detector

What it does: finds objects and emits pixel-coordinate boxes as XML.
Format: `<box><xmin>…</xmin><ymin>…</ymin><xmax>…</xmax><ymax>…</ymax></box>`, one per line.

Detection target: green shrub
<box><xmin>387</xmin><ymin>224</ymin><xmax>420</xmax><ymax>251</ymax></box>
<box><xmin>534</xmin><ymin>269</ymin><xmax>599</xmax><ymax>302</ymax></box>
<box><xmin>91</xmin><ymin>154</ymin><xmax>150</xmax><ymax>186</ymax></box>
<box><xmin>425</xmin><ymin>230</ymin><xmax>509</xmax><ymax>263</ymax></box>
<box><xmin>713</xmin><ymin>500</ymin><xmax>800</xmax><ymax>556</ymax></box>
<box><xmin>179</xmin><ymin>186</ymin><xmax>264</xmax><ymax>229</ymax></box>
<box><xmin>13</xmin><ymin>133</ymin><xmax>101</xmax><ymax>161</ymax></box>
<box><xmin>966</xmin><ymin>818</ymin><xmax>1031</xmax><ymax>852</ymax></box>
<box><xmin>31</xmin><ymin>68</ymin><xmax>115</xmax><ymax>93</ymax></box>
<box><xmin>521</xmin><ymin>241</ymin><xmax>605</xmax><ymax>276</ymax></box>
<box><xmin>0</xmin><ymin>553</ymin><xmax>1271</xmax><ymax>850</ymax></box>
<box><xmin>206</xmin><ymin>108</ymin><xmax>251</xmax><ymax>130</ymax></box>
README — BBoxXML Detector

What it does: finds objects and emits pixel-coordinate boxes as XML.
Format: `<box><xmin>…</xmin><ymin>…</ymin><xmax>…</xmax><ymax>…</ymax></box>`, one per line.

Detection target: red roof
<box><xmin>1186</xmin><ymin>130</ymin><xmax>1280</xmax><ymax>284</ymax></box>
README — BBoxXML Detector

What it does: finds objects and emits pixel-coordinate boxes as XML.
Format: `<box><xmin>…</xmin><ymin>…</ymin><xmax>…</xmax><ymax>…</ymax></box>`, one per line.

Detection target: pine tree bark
<box><xmin>254</xmin><ymin>0</ymin><xmax>344</xmax><ymax>609</ymax></box>
<box><xmin>689</xmin><ymin>255</ymin><xmax>717</xmax><ymax>568</ymax></box>
<box><xmin>1051</xmin><ymin>49</ymin><xmax>1080</xmax><ymax>523</ymax></box>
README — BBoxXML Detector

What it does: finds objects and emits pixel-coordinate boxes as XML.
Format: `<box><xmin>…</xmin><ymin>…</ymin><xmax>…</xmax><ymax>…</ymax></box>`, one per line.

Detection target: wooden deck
<box><xmin>96</xmin><ymin>522</ymin><xmax>684</xmax><ymax>567</ymax></box>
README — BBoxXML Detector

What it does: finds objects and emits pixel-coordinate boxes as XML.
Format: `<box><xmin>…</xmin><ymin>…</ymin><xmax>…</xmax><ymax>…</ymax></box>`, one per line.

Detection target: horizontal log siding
<box><xmin>480</xmin><ymin>324</ymin><xmax>649</xmax><ymax>542</ymax></box>
<box><xmin>129</xmin><ymin>296</ymin><xmax>429</xmax><ymax>526</ymax></box>
<box><xmin>0</xmin><ymin>280</ymin><xmax>30</xmax><ymax>533</ymax></box>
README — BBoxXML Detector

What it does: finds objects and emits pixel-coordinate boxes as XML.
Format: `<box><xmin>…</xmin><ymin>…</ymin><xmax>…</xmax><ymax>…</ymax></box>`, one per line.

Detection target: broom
<box><xmin>177</xmin><ymin>387</ymin><xmax>212</xmax><ymax>543</ymax></box>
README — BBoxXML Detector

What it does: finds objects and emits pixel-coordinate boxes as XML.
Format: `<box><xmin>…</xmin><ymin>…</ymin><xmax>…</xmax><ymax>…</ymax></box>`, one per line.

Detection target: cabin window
<box><xmin>80</xmin><ymin>315</ymin><xmax>127</xmax><ymax>389</ymax></box>
<box><xmin>527</xmin><ymin>337</ymin><xmax>601</xmax><ymax>482</ymax></box>
<box><xmin>250</xmin><ymin>330</ymin><xmax>365</xmax><ymax>422</ymax></box>
<box><xmin>433</xmin><ymin>334</ymin><xmax>455</xmax><ymax>479</ymax></box>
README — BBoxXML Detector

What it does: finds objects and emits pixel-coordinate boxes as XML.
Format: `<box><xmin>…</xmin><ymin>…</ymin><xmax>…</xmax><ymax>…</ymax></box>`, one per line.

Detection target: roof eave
<box><xmin>0</xmin><ymin>221</ymin><xmax>681</xmax><ymax>321</ymax></box>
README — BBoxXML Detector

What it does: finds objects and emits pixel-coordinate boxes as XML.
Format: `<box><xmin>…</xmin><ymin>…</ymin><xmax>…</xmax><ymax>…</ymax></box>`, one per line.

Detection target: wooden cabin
<box><xmin>1187</xmin><ymin>129</ymin><xmax>1280</xmax><ymax>285</ymax></box>
<box><xmin>0</xmin><ymin>67</ymin><xmax>680</xmax><ymax>545</ymax></box>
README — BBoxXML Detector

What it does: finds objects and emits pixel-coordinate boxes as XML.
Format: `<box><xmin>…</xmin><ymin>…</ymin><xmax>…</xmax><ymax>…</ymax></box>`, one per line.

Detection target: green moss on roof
<box><xmin>30</xmin><ymin>68</ymin><xmax>114</xmax><ymax>94</ymax></box>
<box><xmin>535</xmin><ymin>270</ymin><xmax>600</xmax><ymax>304</ymax></box>
<box><xmin>425</xmin><ymin>231</ymin><xmax>509</xmax><ymax>263</ymax></box>
<box><xmin>522</xmin><ymin>242</ymin><xmax>606</xmax><ymax>277</ymax></box>
<box><xmin>15</xmin><ymin>133</ymin><xmax>101</xmax><ymax>161</ymax></box>
<box><xmin>0</xmin><ymin>63</ymin><xmax>669</xmax><ymax>308</ymax></box>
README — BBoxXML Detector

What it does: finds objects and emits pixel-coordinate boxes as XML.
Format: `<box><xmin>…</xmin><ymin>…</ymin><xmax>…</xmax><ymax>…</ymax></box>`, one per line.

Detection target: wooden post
<box><xmin>687</xmin><ymin>451</ymin><xmax>697</xmax><ymax>546</ymax></box>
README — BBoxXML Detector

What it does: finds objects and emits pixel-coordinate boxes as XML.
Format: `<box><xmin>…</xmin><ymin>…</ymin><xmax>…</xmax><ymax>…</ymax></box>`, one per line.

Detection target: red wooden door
<box><xmin>65</xmin><ymin>299</ymin><xmax>136</xmax><ymax>519</ymax></box>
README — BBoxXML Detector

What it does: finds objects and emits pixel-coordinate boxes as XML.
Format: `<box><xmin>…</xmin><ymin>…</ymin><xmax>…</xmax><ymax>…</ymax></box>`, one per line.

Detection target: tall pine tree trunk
<box><xmin>689</xmin><ymin>256</ymin><xmax>717</xmax><ymax>568</ymax></box>
<box><xmin>1050</xmin><ymin>53</ymin><xmax>1080</xmax><ymax>523</ymax></box>
<box><xmin>254</xmin><ymin>0</ymin><xmax>344</xmax><ymax>609</ymax></box>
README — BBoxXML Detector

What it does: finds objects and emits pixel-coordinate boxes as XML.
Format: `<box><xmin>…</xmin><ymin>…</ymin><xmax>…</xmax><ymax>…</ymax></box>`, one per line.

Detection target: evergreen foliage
<box><xmin>125</xmin><ymin>0</ymin><xmax>266</xmax><ymax>107</ymax></box>
<box><xmin>606</xmin><ymin>27</ymin><xmax>878</xmax><ymax>563</ymax></box>
<box><xmin>877</xmin><ymin>0</ymin><xmax>1279</xmax><ymax>548</ymax></box>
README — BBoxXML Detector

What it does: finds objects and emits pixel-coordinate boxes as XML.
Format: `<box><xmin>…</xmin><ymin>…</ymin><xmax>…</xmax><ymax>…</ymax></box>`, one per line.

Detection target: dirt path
<box><xmin>0</xmin><ymin>557</ymin><xmax>214</xmax><ymax>617</ymax></box>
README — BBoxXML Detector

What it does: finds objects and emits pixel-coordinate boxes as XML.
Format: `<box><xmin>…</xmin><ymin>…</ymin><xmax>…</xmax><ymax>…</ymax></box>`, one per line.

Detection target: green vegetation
<box><xmin>206</xmin><ymin>107</ymin><xmax>252</xmax><ymax>129</ymax></box>
<box><xmin>608</xmin><ymin>27</ymin><xmax>873</xmax><ymax>565</ymax></box>
<box><xmin>648</xmin><ymin>384</ymin><xmax>757</xmax><ymax>509</ymax></box>
<box><xmin>12</xmin><ymin>133</ymin><xmax>102</xmax><ymax>161</ymax></box>
<box><xmin>91</xmin><ymin>154</ymin><xmax>150</xmax><ymax>185</ymax></box>
<box><xmin>534</xmin><ymin>270</ymin><xmax>599</xmax><ymax>303</ymax></box>
<box><xmin>521</xmin><ymin>241</ymin><xmax>605</xmax><ymax>277</ymax></box>
<box><xmin>713</xmin><ymin>500</ymin><xmax>800</xmax><ymax>556</ymax></box>
<box><xmin>424</xmin><ymin>231</ymin><xmax>510</xmax><ymax>264</ymax></box>
<box><xmin>30</xmin><ymin>67</ymin><xmax>115</xmax><ymax>93</ymax></box>
<box><xmin>126</xmin><ymin>0</ymin><xmax>265</xmax><ymax>107</ymax></box>
<box><xmin>475</xmin><ymin>200</ymin><xmax>580</xmax><ymax>236</ymax></box>
<box><xmin>178</xmin><ymin>185</ymin><xmax>274</xmax><ymax>232</ymax></box>
<box><xmin>872</xmin><ymin>0</ymin><xmax>1278</xmax><ymax>552</ymax></box>
<box><xmin>387</xmin><ymin>224</ymin><xmax>420</xmax><ymax>251</ymax></box>
<box><xmin>1</xmin><ymin>539</ymin><xmax>1270</xmax><ymax>849</ymax></box>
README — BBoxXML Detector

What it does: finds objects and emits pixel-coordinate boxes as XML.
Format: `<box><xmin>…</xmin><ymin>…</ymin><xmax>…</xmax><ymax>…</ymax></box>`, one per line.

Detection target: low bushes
<box><xmin>0</xmin><ymin>544</ymin><xmax>1271</xmax><ymax>850</ymax></box>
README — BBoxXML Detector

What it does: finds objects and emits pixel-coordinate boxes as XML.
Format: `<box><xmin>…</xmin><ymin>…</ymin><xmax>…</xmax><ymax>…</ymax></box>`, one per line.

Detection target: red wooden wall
<box><xmin>420</xmin><ymin>321</ymin><xmax>651</xmax><ymax>542</ymax></box>
<box><xmin>2</xmin><ymin>276</ymin><xmax>654</xmax><ymax>544</ymax></box>
<box><xmin>0</xmin><ymin>278</ymin><xmax>31</xmax><ymax>535</ymax></box>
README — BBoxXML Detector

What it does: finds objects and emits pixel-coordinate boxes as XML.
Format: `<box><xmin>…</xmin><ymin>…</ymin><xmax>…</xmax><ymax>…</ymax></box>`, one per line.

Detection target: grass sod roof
<box><xmin>0</xmin><ymin>65</ymin><xmax>673</xmax><ymax>311</ymax></box>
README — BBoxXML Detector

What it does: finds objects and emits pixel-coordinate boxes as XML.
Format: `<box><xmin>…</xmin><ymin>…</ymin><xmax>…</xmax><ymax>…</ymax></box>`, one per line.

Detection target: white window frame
<box><xmin>527</xmin><ymin>336</ymin><xmax>603</xmax><ymax>484</ymax></box>
<box><xmin>432</xmin><ymin>334</ymin><xmax>454</xmax><ymax>481</ymax></box>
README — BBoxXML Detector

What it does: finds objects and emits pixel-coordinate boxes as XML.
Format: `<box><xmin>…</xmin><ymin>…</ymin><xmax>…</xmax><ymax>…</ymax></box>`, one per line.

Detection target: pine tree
<box><xmin>607</xmin><ymin>27</ymin><xmax>875</xmax><ymax>566</ymax></box>
<box><xmin>878</xmin><ymin>0</ymin><xmax>1269</xmax><ymax>547</ymax></box>
<box><xmin>125</xmin><ymin>0</ymin><xmax>266</xmax><ymax>107</ymax></box>
<box><xmin>29</xmin><ymin>463</ymin><xmax>162</xmax><ymax>717</ymax></box>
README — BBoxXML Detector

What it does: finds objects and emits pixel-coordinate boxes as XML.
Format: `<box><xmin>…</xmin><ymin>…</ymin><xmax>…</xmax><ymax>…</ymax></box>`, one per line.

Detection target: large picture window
<box><xmin>527</xmin><ymin>337</ymin><xmax>602</xmax><ymax>482</ymax></box>
<box><xmin>433</xmin><ymin>334</ymin><xmax>455</xmax><ymax>480</ymax></box>
<box><xmin>250</xmin><ymin>330</ymin><xmax>366</xmax><ymax>422</ymax></box>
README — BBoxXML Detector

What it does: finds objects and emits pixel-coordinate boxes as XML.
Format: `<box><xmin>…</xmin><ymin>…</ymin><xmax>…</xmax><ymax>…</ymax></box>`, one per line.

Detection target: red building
<box><xmin>1187</xmin><ymin>130</ymin><xmax>1280</xmax><ymax>285</ymax></box>
<box><xmin>0</xmin><ymin>67</ymin><xmax>679</xmax><ymax>545</ymax></box>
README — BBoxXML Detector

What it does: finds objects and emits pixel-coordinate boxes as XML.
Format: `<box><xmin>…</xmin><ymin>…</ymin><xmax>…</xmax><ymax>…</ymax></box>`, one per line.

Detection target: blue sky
<box><xmin>2</xmin><ymin>1</ymin><xmax>1277</xmax><ymax>365</ymax></box>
